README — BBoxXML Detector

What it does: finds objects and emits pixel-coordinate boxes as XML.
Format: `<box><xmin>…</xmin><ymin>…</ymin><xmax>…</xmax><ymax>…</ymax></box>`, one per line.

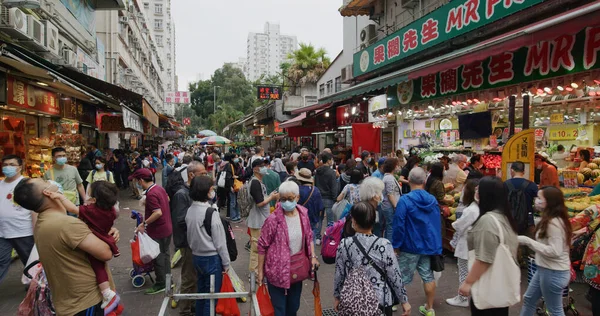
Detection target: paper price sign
<box><xmin>562</xmin><ymin>170</ymin><xmax>578</xmax><ymax>188</ymax></box>
<box><xmin>550</xmin><ymin>113</ymin><xmax>564</xmax><ymax>124</ymax></box>
<box><xmin>548</xmin><ymin>126</ymin><xmax>578</xmax><ymax>140</ymax></box>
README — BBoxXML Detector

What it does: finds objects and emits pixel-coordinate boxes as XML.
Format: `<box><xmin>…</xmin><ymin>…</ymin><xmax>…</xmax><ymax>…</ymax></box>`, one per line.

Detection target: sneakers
<box><xmin>102</xmin><ymin>292</ymin><xmax>120</xmax><ymax>310</ymax></box>
<box><xmin>446</xmin><ymin>296</ymin><xmax>469</xmax><ymax>307</ymax></box>
<box><xmin>315</xmin><ymin>238</ymin><xmax>321</xmax><ymax>246</ymax></box>
<box><xmin>391</xmin><ymin>306</ymin><xmax>398</xmax><ymax>312</ymax></box>
<box><xmin>419</xmin><ymin>305</ymin><xmax>436</xmax><ymax>316</ymax></box>
<box><xmin>144</xmin><ymin>285</ymin><xmax>166</xmax><ymax>295</ymax></box>
<box><xmin>230</xmin><ymin>218</ymin><xmax>242</xmax><ymax>224</ymax></box>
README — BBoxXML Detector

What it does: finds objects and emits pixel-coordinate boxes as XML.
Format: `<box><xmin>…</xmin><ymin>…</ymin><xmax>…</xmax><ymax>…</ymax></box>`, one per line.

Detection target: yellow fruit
<box><xmin>593</xmin><ymin>158</ymin><xmax>600</xmax><ymax>165</ymax></box>
<box><xmin>588</xmin><ymin>163</ymin><xmax>599</xmax><ymax>170</ymax></box>
<box><xmin>592</xmin><ymin>170</ymin><xmax>600</xmax><ymax>178</ymax></box>
<box><xmin>448</xmin><ymin>214</ymin><xmax>456</xmax><ymax>221</ymax></box>
<box><xmin>577</xmin><ymin>173</ymin><xmax>585</xmax><ymax>184</ymax></box>
<box><xmin>581</xmin><ymin>168</ymin><xmax>593</xmax><ymax>177</ymax></box>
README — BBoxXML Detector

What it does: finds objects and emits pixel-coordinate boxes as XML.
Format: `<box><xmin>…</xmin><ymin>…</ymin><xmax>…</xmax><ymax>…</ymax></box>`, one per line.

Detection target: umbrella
<box><xmin>197</xmin><ymin>136</ymin><xmax>231</xmax><ymax>145</ymax></box>
<box><xmin>313</xmin><ymin>269</ymin><xmax>322</xmax><ymax>316</ymax></box>
<box><xmin>185</xmin><ymin>138</ymin><xmax>198</xmax><ymax>145</ymax></box>
<box><xmin>198</xmin><ymin>130</ymin><xmax>217</xmax><ymax>137</ymax></box>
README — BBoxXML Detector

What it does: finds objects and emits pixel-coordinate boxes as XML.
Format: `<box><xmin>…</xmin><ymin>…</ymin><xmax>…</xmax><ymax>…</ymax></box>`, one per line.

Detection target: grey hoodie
<box><xmin>315</xmin><ymin>165</ymin><xmax>338</xmax><ymax>200</ymax></box>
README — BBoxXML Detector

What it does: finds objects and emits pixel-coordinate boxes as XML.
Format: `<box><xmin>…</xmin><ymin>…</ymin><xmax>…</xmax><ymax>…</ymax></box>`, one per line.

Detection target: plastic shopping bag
<box><xmin>131</xmin><ymin>237</ymin><xmax>144</xmax><ymax>266</ymax></box>
<box><xmin>138</xmin><ymin>232</ymin><xmax>160</xmax><ymax>264</ymax></box>
<box><xmin>215</xmin><ymin>273</ymin><xmax>240</xmax><ymax>316</ymax></box>
<box><xmin>256</xmin><ymin>284</ymin><xmax>275</xmax><ymax>316</ymax></box>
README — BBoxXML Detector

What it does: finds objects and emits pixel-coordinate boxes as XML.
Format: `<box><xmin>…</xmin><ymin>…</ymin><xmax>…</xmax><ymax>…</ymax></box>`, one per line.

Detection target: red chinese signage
<box><xmin>7</xmin><ymin>76</ymin><xmax>60</xmax><ymax>116</ymax></box>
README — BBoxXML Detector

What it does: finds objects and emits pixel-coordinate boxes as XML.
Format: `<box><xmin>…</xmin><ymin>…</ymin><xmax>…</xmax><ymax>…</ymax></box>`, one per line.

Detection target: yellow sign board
<box><xmin>502</xmin><ymin>129</ymin><xmax>535</xmax><ymax>181</ymax></box>
<box><xmin>550</xmin><ymin>113</ymin><xmax>564</xmax><ymax>124</ymax></box>
<box><xmin>548</xmin><ymin>125</ymin><xmax>579</xmax><ymax>140</ymax></box>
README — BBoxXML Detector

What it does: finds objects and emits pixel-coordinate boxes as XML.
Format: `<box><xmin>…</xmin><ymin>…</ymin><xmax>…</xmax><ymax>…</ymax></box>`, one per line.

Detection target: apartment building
<box><xmin>245</xmin><ymin>22</ymin><xmax>297</xmax><ymax>81</ymax></box>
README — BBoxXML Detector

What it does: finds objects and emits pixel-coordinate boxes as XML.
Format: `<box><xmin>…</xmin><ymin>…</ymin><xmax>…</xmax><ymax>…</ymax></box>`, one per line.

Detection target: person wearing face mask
<box><xmin>129</xmin><ymin>168</ymin><xmax>172</xmax><ymax>295</ymax></box>
<box><xmin>518</xmin><ymin>186</ymin><xmax>572</xmax><ymax>316</ymax></box>
<box><xmin>296</xmin><ymin>149</ymin><xmax>315</xmax><ymax>173</ymax></box>
<box><xmin>247</xmin><ymin>158</ymin><xmax>279</xmax><ymax>274</ymax></box>
<box><xmin>0</xmin><ymin>155</ymin><xmax>37</xmax><ymax>285</ymax></box>
<box><xmin>86</xmin><ymin>157</ymin><xmax>115</xmax><ymax>196</ymax></box>
<box><xmin>356</xmin><ymin>150</ymin><xmax>373</xmax><ymax>177</ymax></box>
<box><xmin>257</xmin><ymin>181</ymin><xmax>318</xmax><ymax>316</ymax></box>
<box><xmin>45</xmin><ymin>147</ymin><xmax>87</xmax><ymax>209</ymax></box>
<box><xmin>185</xmin><ymin>176</ymin><xmax>231</xmax><ymax>316</ymax></box>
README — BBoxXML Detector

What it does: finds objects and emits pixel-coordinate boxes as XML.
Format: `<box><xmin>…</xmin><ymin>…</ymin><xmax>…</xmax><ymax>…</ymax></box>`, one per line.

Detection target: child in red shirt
<box><xmin>47</xmin><ymin>180</ymin><xmax>121</xmax><ymax>312</ymax></box>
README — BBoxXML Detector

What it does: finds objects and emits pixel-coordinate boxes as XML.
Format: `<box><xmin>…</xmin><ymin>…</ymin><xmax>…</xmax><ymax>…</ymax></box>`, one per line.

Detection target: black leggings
<box><xmin>590</xmin><ymin>286</ymin><xmax>600</xmax><ymax>316</ymax></box>
<box><xmin>470</xmin><ymin>300</ymin><xmax>509</xmax><ymax>316</ymax></box>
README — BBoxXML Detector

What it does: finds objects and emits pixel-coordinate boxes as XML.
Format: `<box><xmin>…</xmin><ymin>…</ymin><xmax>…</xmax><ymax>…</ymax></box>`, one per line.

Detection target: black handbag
<box><xmin>430</xmin><ymin>254</ymin><xmax>445</xmax><ymax>272</ymax></box>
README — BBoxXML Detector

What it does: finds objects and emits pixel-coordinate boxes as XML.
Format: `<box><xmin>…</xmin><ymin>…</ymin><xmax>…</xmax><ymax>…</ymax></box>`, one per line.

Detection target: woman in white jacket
<box><xmin>446</xmin><ymin>179</ymin><xmax>480</xmax><ymax>307</ymax></box>
<box><xmin>519</xmin><ymin>186</ymin><xmax>572</xmax><ymax>316</ymax></box>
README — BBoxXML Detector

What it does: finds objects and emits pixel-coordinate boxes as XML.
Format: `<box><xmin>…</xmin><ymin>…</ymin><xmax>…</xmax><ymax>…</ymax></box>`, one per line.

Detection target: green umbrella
<box><xmin>197</xmin><ymin>136</ymin><xmax>232</xmax><ymax>145</ymax></box>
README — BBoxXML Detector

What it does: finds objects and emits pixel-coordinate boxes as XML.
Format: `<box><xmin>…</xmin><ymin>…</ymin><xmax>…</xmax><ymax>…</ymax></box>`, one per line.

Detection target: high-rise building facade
<box><xmin>245</xmin><ymin>22</ymin><xmax>297</xmax><ymax>82</ymax></box>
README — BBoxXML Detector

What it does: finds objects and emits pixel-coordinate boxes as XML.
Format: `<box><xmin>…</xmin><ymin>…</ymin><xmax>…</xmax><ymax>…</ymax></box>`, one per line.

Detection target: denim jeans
<box><xmin>323</xmin><ymin>198</ymin><xmax>335</xmax><ymax>226</ymax></box>
<box><xmin>0</xmin><ymin>236</ymin><xmax>34</xmax><ymax>284</ymax></box>
<box><xmin>193</xmin><ymin>254</ymin><xmax>223</xmax><ymax>316</ymax></box>
<box><xmin>380</xmin><ymin>205</ymin><xmax>395</xmax><ymax>242</ymax></box>
<box><xmin>520</xmin><ymin>266</ymin><xmax>570</xmax><ymax>316</ymax></box>
<box><xmin>268</xmin><ymin>282</ymin><xmax>303</xmax><ymax>316</ymax></box>
<box><xmin>229</xmin><ymin>191</ymin><xmax>240</xmax><ymax>221</ymax></box>
<box><xmin>311</xmin><ymin>219</ymin><xmax>322</xmax><ymax>243</ymax></box>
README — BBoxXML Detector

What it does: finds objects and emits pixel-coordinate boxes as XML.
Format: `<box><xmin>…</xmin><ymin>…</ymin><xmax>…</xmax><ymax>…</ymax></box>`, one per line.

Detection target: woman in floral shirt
<box><xmin>570</xmin><ymin>205</ymin><xmax>600</xmax><ymax>315</ymax></box>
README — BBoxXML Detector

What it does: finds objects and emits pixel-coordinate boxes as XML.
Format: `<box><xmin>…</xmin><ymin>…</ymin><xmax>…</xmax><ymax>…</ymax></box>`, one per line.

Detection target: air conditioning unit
<box><xmin>401</xmin><ymin>0</ymin><xmax>418</xmax><ymax>9</ymax></box>
<box><xmin>341</xmin><ymin>64</ymin><xmax>354</xmax><ymax>83</ymax></box>
<box><xmin>62</xmin><ymin>49</ymin><xmax>77</xmax><ymax>68</ymax></box>
<box><xmin>119</xmin><ymin>16</ymin><xmax>129</xmax><ymax>23</ymax></box>
<box><xmin>43</xmin><ymin>20</ymin><xmax>60</xmax><ymax>56</ymax></box>
<box><xmin>0</xmin><ymin>7</ymin><xmax>29</xmax><ymax>40</ymax></box>
<box><xmin>369</xmin><ymin>0</ymin><xmax>385</xmax><ymax>20</ymax></box>
<box><xmin>27</xmin><ymin>15</ymin><xmax>44</xmax><ymax>47</ymax></box>
<box><xmin>360</xmin><ymin>24</ymin><xmax>377</xmax><ymax>47</ymax></box>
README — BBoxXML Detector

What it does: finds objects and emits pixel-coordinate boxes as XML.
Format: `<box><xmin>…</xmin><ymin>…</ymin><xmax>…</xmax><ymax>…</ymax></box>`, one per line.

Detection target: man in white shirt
<box><xmin>0</xmin><ymin>155</ymin><xmax>36</xmax><ymax>284</ymax></box>
<box><xmin>250</xmin><ymin>146</ymin><xmax>265</xmax><ymax>166</ymax></box>
<box><xmin>552</xmin><ymin>145</ymin><xmax>571</xmax><ymax>169</ymax></box>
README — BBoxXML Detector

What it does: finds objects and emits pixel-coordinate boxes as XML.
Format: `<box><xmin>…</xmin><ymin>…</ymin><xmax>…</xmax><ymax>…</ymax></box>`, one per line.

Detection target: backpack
<box><xmin>203</xmin><ymin>207</ymin><xmax>238</xmax><ymax>262</ymax></box>
<box><xmin>321</xmin><ymin>217</ymin><xmax>346</xmax><ymax>264</ymax></box>
<box><xmin>237</xmin><ymin>178</ymin><xmax>256</xmax><ymax>218</ymax></box>
<box><xmin>506</xmin><ymin>180</ymin><xmax>531</xmax><ymax>235</ymax></box>
<box><xmin>337</xmin><ymin>239</ymin><xmax>380</xmax><ymax>316</ymax></box>
<box><xmin>91</xmin><ymin>170</ymin><xmax>113</xmax><ymax>183</ymax></box>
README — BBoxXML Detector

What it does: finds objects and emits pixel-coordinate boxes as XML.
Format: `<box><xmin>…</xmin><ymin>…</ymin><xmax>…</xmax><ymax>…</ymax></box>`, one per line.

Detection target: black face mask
<box><xmin>302</xmin><ymin>156</ymin><xmax>308</xmax><ymax>161</ymax></box>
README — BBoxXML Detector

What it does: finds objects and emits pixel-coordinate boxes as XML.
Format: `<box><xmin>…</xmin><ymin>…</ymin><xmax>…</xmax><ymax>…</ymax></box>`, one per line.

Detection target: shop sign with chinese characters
<box><xmin>354</xmin><ymin>0</ymin><xmax>546</xmax><ymax>77</ymax></box>
<box><xmin>7</xmin><ymin>76</ymin><xmax>60</xmax><ymax>116</ymax></box>
<box><xmin>122</xmin><ymin>107</ymin><xmax>143</xmax><ymax>133</ymax></box>
<box><xmin>550</xmin><ymin>113</ymin><xmax>564</xmax><ymax>124</ymax></box>
<box><xmin>61</xmin><ymin>99</ymin><xmax>96</xmax><ymax>126</ymax></box>
<box><xmin>502</xmin><ymin>129</ymin><xmax>535</xmax><ymax>181</ymax></box>
<box><xmin>387</xmin><ymin>26</ymin><xmax>600</xmax><ymax>105</ymax></box>
<box><xmin>165</xmin><ymin>91</ymin><xmax>190</xmax><ymax>104</ymax></box>
<box><xmin>256</xmin><ymin>86</ymin><xmax>282</xmax><ymax>100</ymax></box>
<box><xmin>548</xmin><ymin>125</ymin><xmax>579</xmax><ymax>140</ymax></box>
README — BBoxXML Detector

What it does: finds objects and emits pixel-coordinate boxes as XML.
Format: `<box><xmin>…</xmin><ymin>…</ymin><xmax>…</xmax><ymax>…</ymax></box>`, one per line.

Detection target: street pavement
<box><xmin>0</xmin><ymin>178</ymin><xmax>595</xmax><ymax>315</ymax></box>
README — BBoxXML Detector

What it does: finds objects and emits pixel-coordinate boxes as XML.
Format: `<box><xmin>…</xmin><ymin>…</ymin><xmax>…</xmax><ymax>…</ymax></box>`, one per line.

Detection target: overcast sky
<box><xmin>172</xmin><ymin>0</ymin><xmax>344</xmax><ymax>91</ymax></box>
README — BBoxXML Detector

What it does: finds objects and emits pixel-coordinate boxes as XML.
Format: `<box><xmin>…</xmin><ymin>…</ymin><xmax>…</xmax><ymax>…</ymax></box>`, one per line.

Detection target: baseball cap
<box><xmin>378</xmin><ymin>157</ymin><xmax>386</xmax><ymax>165</ymax></box>
<box><xmin>251</xmin><ymin>158</ymin><xmax>265</xmax><ymax>169</ymax></box>
<box><xmin>128</xmin><ymin>168</ymin><xmax>153</xmax><ymax>181</ymax></box>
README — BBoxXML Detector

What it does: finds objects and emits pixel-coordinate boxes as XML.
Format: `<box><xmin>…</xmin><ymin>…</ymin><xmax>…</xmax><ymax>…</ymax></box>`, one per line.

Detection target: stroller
<box><xmin>17</xmin><ymin>259</ymin><xmax>55</xmax><ymax>316</ymax></box>
<box><xmin>527</xmin><ymin>256</ymin><xmax>579</xmax><ymax>315</ymax></box>
<box><xmin>129</xmin><ymin>210</ymin><xmax>156</xmax><ymax>288</ymax></box>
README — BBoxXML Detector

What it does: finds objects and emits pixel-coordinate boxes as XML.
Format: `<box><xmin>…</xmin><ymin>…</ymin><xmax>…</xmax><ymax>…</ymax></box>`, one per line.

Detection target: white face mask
<box><xmin>208</xmin><ymin>190</ymin><xmax>216</xmax><ymax>200</ymax></box>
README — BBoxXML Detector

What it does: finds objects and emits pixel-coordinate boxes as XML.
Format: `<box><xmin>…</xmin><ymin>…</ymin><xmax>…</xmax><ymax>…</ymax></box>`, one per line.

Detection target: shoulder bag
<box><xmin>468</xmin><ymin>214</ymin><xmax>521</xmax><ymax>309</ymax></box>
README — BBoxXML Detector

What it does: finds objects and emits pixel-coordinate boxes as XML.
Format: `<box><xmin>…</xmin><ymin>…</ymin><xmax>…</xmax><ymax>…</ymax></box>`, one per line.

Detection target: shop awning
<box><xmin>307</xmin><ymin>72</ymin><xmax>409</xmax><ymax>112</ymax></box>
<box><xmin>290</xmin><ymin>102</ymin><xmax>333</xmax><ymax>115</ymax></box>
<box><xmin>280</xmin><ymin>113</ymin><xmax>306</xmax><ymax>128</ymax></box>
<box><xmin>339</xmin><ymin>0</ymin><xmax>375</xmax><ymax>17</ymax></box>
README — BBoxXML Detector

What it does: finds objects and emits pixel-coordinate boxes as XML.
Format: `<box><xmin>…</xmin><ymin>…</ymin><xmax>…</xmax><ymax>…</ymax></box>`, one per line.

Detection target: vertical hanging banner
<box><xmin>501</xmin><ymin>129</ymin><xmax>535</xmax><ymax>181</ymax></box>
<box><xmin>122</xmin><ymin>107</ymin><xmax>143</xmax><ymax>133</ymax></box>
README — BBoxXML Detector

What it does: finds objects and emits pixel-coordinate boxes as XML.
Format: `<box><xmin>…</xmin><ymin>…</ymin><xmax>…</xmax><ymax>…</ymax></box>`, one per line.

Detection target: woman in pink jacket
<box><xmin>257</xmin><ymin>181</ymin><xmax>319</xmax><ymax>316</ymax></box>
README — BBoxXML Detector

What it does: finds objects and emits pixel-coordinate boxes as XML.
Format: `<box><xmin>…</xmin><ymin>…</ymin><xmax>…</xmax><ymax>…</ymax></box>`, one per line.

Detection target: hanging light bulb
<box><xmin>544</xmin><ymin>87</ymin><xmax>552</xmax><ymax>93</ymax></box>
<box><xmin>473</xmin><ymin>99</ymin><xmax>480</xmax><ymax>104</ymax></box>
<box><xmin>467</xmin><ymin>99</ymin><xmax>473</xmax><ymax>104</ymax></box>
<box><xmin>566</xmin><ymin>87</ymin><xmax>574</xmax><ymax>92</ymax></box>
<box><xmin>351</xmin><ymin>106</ymin><xmax>357</xmax><ymax>114</ymax></box>
<box><xmin>428</xmin><ymin>105</ymin><xmax>435</xmax><ymax>111</ymax></box>
<box><xmin>325</xmin><ymin>112</ymin><xmax>330</xmax><ymax>117</ymax></box>
<box><xmin>571</xmin><ymin>82</ymin><xmax>579</xmax><ymax>89</ymax></box>
<box><xmin>344</xmin><ymin>112</ymin><xmax>349</xmax><ymax>117</ymax></box>
<box><xmin>387</xmin><ymin>111</ymin><xmax>393</xmax><ymax>117</ymax></box>
<box><xmin>557</xmin><ymin>86</ymin><xmax>564</xmax><ymax>91</ymax></box>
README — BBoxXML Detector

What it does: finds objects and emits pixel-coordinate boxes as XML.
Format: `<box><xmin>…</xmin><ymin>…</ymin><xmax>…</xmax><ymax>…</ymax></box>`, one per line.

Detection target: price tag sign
<box><xmin>548</xmin><ymin>126</ymin><xmax>578</xmax><ymax>140</ymax></box>
<box><xmin>563</xmin><ymin>170</ymin><xmax>578</xmax><ymax>188</ymax></box>
<box><xmin>550</xmin><ymin>113</ymin><xmax>564</xmax><ymax>124</ymax></box>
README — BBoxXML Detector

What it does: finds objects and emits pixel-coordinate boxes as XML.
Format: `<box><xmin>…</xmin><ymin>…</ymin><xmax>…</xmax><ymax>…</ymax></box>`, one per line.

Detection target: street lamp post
<box><xmin>213</xmin><ymin>85</ymin><xmax>220</xmax><ymax>113</ymax></box>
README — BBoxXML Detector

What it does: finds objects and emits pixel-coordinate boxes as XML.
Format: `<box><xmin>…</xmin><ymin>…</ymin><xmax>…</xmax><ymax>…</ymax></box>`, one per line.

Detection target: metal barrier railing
<box><xmin>158</xmin><ymin>272</ymin><xmax>260</xmax><ymax>316</ymax></box>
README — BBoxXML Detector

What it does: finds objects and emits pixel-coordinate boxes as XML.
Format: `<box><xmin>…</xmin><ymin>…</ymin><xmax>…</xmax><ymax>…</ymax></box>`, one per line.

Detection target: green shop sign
<box><xmin>386</xmin><ymin>26</ymin><xmax>600</xmax><ymax>105</ymax></box>
<box><xmin>354</xmin><ymin>0</ymin><xmax>546</xmax><ymax>77</ymax></box>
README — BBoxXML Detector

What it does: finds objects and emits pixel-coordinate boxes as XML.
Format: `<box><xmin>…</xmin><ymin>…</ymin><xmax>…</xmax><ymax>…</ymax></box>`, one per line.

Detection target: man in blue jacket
<box><xmin>393</xmin><ymin>167</ymin><xmax>441</xmax><ymax>316</ymax></box>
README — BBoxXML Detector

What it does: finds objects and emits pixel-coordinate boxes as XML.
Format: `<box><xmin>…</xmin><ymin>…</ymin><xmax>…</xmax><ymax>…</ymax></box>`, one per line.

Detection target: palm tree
<box><xmin>286</xmin><ymin>43</ymin><xmax>331</xmax><ymax>93</ymax></box>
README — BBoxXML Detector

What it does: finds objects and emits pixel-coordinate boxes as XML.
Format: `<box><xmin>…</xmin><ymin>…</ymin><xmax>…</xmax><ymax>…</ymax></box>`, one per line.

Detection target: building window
<box><xmin>143</xmin><ymin>2</ymin><xmax>149</xmax><ymax>9</ymax></box>
<box><xmin>156</xmin><ymin>35</ymin><xmax>163</xmax><ymax>46</ymax></box>
<box><xmin>154</xmin><ymin>19</ymin><xmax>163</xmax><ymax>29</ymax></box>
<box><xmin>326</xmin><ymin>80</ymin><xmax>333</xmax><ymax>95</ymax></box>
<box><xmin>335</xmin><ymin>76</ymin><xmax>342</xmax><ymax>92</ymax></box>
<box><xmin>319</xmin><ymin>84</ymin><xmax>325</xmax><ymax>97</ymax></box>
<box><xmin>155</xmin><ymin>4</ymin><xmax>163</xmax><ymax>14</ymax></box>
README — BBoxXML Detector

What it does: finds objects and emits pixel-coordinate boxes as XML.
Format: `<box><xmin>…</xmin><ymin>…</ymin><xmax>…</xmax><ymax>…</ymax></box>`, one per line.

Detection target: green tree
<box><xmin>286</xmin><ymin>43</ymin><xmax>331</xmax><ymax>91</ymax></box>
<box><xmin>174</xmin><ymin>104</ymin><xmax>205</xmax><ymax>135</ymax></box>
